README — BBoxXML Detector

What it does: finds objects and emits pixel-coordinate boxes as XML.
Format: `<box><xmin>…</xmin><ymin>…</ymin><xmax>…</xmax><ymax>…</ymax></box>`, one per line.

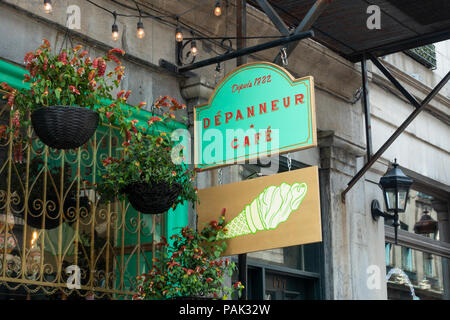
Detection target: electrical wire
<box><xmin>83</xmin><ymin>0</ymin><xmax>285</xmax><ymax>58</ymax></box>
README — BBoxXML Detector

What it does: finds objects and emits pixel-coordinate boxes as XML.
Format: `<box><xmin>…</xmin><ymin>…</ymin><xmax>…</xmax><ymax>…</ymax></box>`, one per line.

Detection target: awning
<box><xmin>248</xmin><ymin>0</ymin><xmax>450</xmax><ymax>62</ymax></box>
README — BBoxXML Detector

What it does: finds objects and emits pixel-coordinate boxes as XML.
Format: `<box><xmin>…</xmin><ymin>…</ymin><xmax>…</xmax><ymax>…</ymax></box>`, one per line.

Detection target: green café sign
<box><xmin>194</xmin><ymin>62</ymin><xmax>317</xmax><ymax>170</ymax></box>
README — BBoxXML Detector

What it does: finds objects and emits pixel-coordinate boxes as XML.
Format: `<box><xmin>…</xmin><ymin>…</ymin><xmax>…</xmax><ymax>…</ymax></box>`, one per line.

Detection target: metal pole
<box><xmin>255</xmin><ymin>0</ymin><xmax>290</xmax><ymax>36</ymax></box>
<box><xmin>237</xmin><ymin>0</ymin><xmax>248</xmax><ymax>301</ymax></box>
<box><xmin>361</xmin><ymin>54</ymin><xmax>373</xmax><ymax>161</ymax></box>
<box><xmin>236</xmin><ymin>0</ymin><xmax>247</xmax><ymax>66</ymax></box>
<box><xmin>273</xmin><ymin>0</ymin><xmax>330</xmax><ymax>64</ymax></box>
<box><xmin>176</xmin><ymin>30</ymin><xmax>314</xmax><ymax>73</ymax></box>
<box><xmin>341</xmin><ymin>70</ymin><xmax>450</xmax><ymax>202</ymax></box>
<box><xmin>369</xmin><ymin>55</ymin><xmax>421</xmax><ymax>109</ymax></box>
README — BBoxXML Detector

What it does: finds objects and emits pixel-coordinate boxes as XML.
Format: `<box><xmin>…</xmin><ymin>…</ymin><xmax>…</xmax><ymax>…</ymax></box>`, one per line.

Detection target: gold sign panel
<box><xmin>197</xmin><ymin>166</ymin><xmax>322</xmax><ymax>256</ymax></box>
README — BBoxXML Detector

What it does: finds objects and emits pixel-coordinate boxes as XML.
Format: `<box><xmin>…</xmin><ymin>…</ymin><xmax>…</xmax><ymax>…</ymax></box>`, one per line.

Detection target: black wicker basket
<box><xmin>122</xmin><ymin>181</ymin><xmax>182</xmax><ymax>215</ymax></box>
<box><xmin>31</xmin><ymin>106</ymin><xmax>99</xmax><ymax>150</ymax></box>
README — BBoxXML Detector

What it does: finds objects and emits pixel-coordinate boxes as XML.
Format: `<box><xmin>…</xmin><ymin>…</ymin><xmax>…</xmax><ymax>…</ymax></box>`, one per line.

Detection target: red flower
<box><xmin>70</xmin><ymin>56</ymin><xmax>78</xmax><ymax>65</ymax></box>
<box><xmin>185</xmin><ymin>269</ymin><xmax>194</xmax><ymax>276</ymax></box>
<box><xmin>79</xmin><ymin>50</ymin><xmax>88</xmax><ymax>58</ymax></box>
<box><xmin>210</xmin><ymin>220</ymin><xmax>218</xmax><ymax>228</ymax></box>
<box><xmin>92</xmin><ymin>58</ymin><xmax>99</xmax><ymax>69</ymax></box>
<box><xmin>117</xmin><ymin>90</ymin><xmax>125</xmax><ymax>98</ymax></box>
<box><xmin>206</xmin><ymin>278</ymin><xmax>213</xmax><ymax>283</ymax></box>
<box><xmin>147</xmin><ymin>116</ymin><xmax>161</xmax><ymax>126</ymax></box>
<box><xmin>108</xmin><ymin>48</ymin><xmax>125</xmax><ymax>56</ymax></box>
<box><xmin>156</xmin><ymin>137</ymin><xmax>164</xmax><ymax>146</ymax></box>
<box><xmin>124</xmin><ymin>90</ymin><xmax>131</xmax><ymax>99</ymax></box>
<box><xmin>97</xmin><ymin>59</ymin><xmax>106</xmax><ymax>77</ymax></box>
<box><xmin>58</xmin><ymin>51</ymin><xmax>68</xmax><ymax>65</ymax></box>
<box><xmin>88</xmin><ymin>70</ymin><xmax>96</xmax><ymax>81</ymax></box>
<box><xmin>69</xmin><ymin>85</ymin><xmax>80</xmax><ymax>95</ymax></box>
<box><xmin>125</xmin><ymin>130</ymin><xmax>132</xmax><ymax>142</ymax></box>
<box><xmin>137</xmin><ymin>102</ymin><xmax>146</xmax><ymax>109</ymax></box>
<box><xmin>89</xmin><ymin>80</ymin><xmax>96</xmax><ymax>90</ymax></box>
<box><xmin>43</xmin><ymin>56</ymin><xmax>48</xmax><ymax>71</ymax></box>
<box><xmin>167</xmin><ymin>261</ymin><xmax>181</xmax><ymax>269</ymax></box>
<box><xmin>41</xmin><ymin>39</ymin><xmax>51</xmax><ymax>49</ymax></box>
<box><xmin>24</xmin><ymin>52</ymin><xmax>34</xmax><ymax>64</ymax></box>
<box><xmin>109</xmin><ymin>54</ymin><xmax>121</xmax><ymax>65</ymax></box>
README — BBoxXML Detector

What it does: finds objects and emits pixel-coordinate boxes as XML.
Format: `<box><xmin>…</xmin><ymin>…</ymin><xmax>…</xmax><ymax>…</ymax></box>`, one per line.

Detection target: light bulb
<box><xmin>175</xmin><ymin>27</ymin><xmax>183</xmax><ymax>42</ymax></box>
<box><xmin>43</xmin><ymin>0</ymin><xmax>52</xmax><ymax>13</ymax></box>
<box><xmin>191</xmin><ymin>41</ymin><xmax>198</xmax><ymax>56</ymax></box>
<box><xmin>112</xmin><ymin>24</ymin><xmax>119</xmax><ymax>41</ymax></box>
<box><xmin>214</xmin><ymin>1</ymin><xmax>222</xmax><ymax>17</ymax></box>
<box><xmin>137</xmin><ymin>21</ymin><xmax>145</xmax><ymax>39</ymax></box>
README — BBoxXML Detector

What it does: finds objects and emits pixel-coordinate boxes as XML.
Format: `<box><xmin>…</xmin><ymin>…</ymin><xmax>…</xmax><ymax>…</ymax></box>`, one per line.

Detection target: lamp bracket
<box><xmin>371</xmin><ymin>200</ymin><xmax>395</xmax><ymax>221</ymax></box>
<box><xmin>372</xmin><ymin>199</ymin><xmax>400</xmax><ymax>244</ymax></box>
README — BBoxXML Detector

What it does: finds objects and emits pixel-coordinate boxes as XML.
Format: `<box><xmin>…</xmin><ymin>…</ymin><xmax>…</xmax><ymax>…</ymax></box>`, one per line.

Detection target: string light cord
<box><xmin>84</xmin><ymin>0</ymin><xmax>233</xmax><ymax>53</ymax></box>
<box><xmin>85</xmin><ymin>0</ymin><xmax>282</xmax><ymax>41</ymax></box>
<box><xmin>105</xmin><ymin>0</ymin><xmax>210</xmax><ymax>20</ymax></box>
<box><xmin>78</xmin><ymin>1</ymin><xmax>284</xmax><ymax>61</ymax></box>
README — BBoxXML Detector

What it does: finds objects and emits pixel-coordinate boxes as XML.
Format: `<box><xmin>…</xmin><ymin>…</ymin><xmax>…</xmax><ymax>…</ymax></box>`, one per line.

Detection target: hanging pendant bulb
<box><xmin>191</xmin><ymin>40</ymin><xmax>198</xmax><ymax>56</ymax></box>
<box><xmin>43</xmin><ymin>0</ymin><xmax>52</xmax><ymax>14</ymax></box>
<box><xmin>175</xmin><ymin>26</ymin><xmax>183</xmax><ymax>42</ymax></box>
<box><xmin>137</xmin><ymin>21</ymin><xmax>145</xmax><ymax>39</ymax></box>
<box><xmin>112</xmin><ymin>23</ymin><xmax>120</xmax><ymax>41</ymax></box>
<box><xmin>214</xmin><ymin>0</ymin><xmax>222</xmax><ymax>17</ymax></box>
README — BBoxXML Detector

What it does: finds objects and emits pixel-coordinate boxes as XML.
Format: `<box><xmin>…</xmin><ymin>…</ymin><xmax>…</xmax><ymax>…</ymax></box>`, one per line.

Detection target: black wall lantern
<box><xmin>371</xmin><ymin>159</ymin><xmax>413</xmax><ymax>244</ymax></box>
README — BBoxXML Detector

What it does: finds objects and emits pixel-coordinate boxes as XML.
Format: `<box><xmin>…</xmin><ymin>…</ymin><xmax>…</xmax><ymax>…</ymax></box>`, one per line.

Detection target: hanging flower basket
<box><xmin>95</xmin><ymin>96</ymin><xmax>197</xmax><ymax>216</ymax></box>
<box><xmin>122</xmin><ymin>181</ymin><xmax>182</xmax><ymax>215</ymax></box>
<box><xmin>1</xmin><ymin>39</ymin><xmax>143</xmax><ymax>151</ymax></box>
<box><xmin>31</xmin><ymin>106</ymin><xmax>99</xmax><ymax>149</ymax></box>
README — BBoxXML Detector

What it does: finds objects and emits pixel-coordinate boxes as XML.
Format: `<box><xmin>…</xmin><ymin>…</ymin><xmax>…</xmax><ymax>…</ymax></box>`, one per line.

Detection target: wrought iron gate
<box><xmin>0</xmin><ymin>98</ymin><xmax>165</xmax><ymax>299</ymax></box>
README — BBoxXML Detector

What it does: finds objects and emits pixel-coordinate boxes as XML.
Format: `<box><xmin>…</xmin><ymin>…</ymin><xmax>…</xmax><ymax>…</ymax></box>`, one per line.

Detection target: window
<box><xmin>404</xmin><ymin>44</ymin><xmax>437</xmax><ymax>69</ymax></box>
<box><xmin>423</xmin><ymin>253</ymin><xmax>434</xmax><ymax>278</ymax></box>
<box><xmin>385</xmin><ymin>243</ymin><xmax>392</xmax><ymax>266</ymax></box>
